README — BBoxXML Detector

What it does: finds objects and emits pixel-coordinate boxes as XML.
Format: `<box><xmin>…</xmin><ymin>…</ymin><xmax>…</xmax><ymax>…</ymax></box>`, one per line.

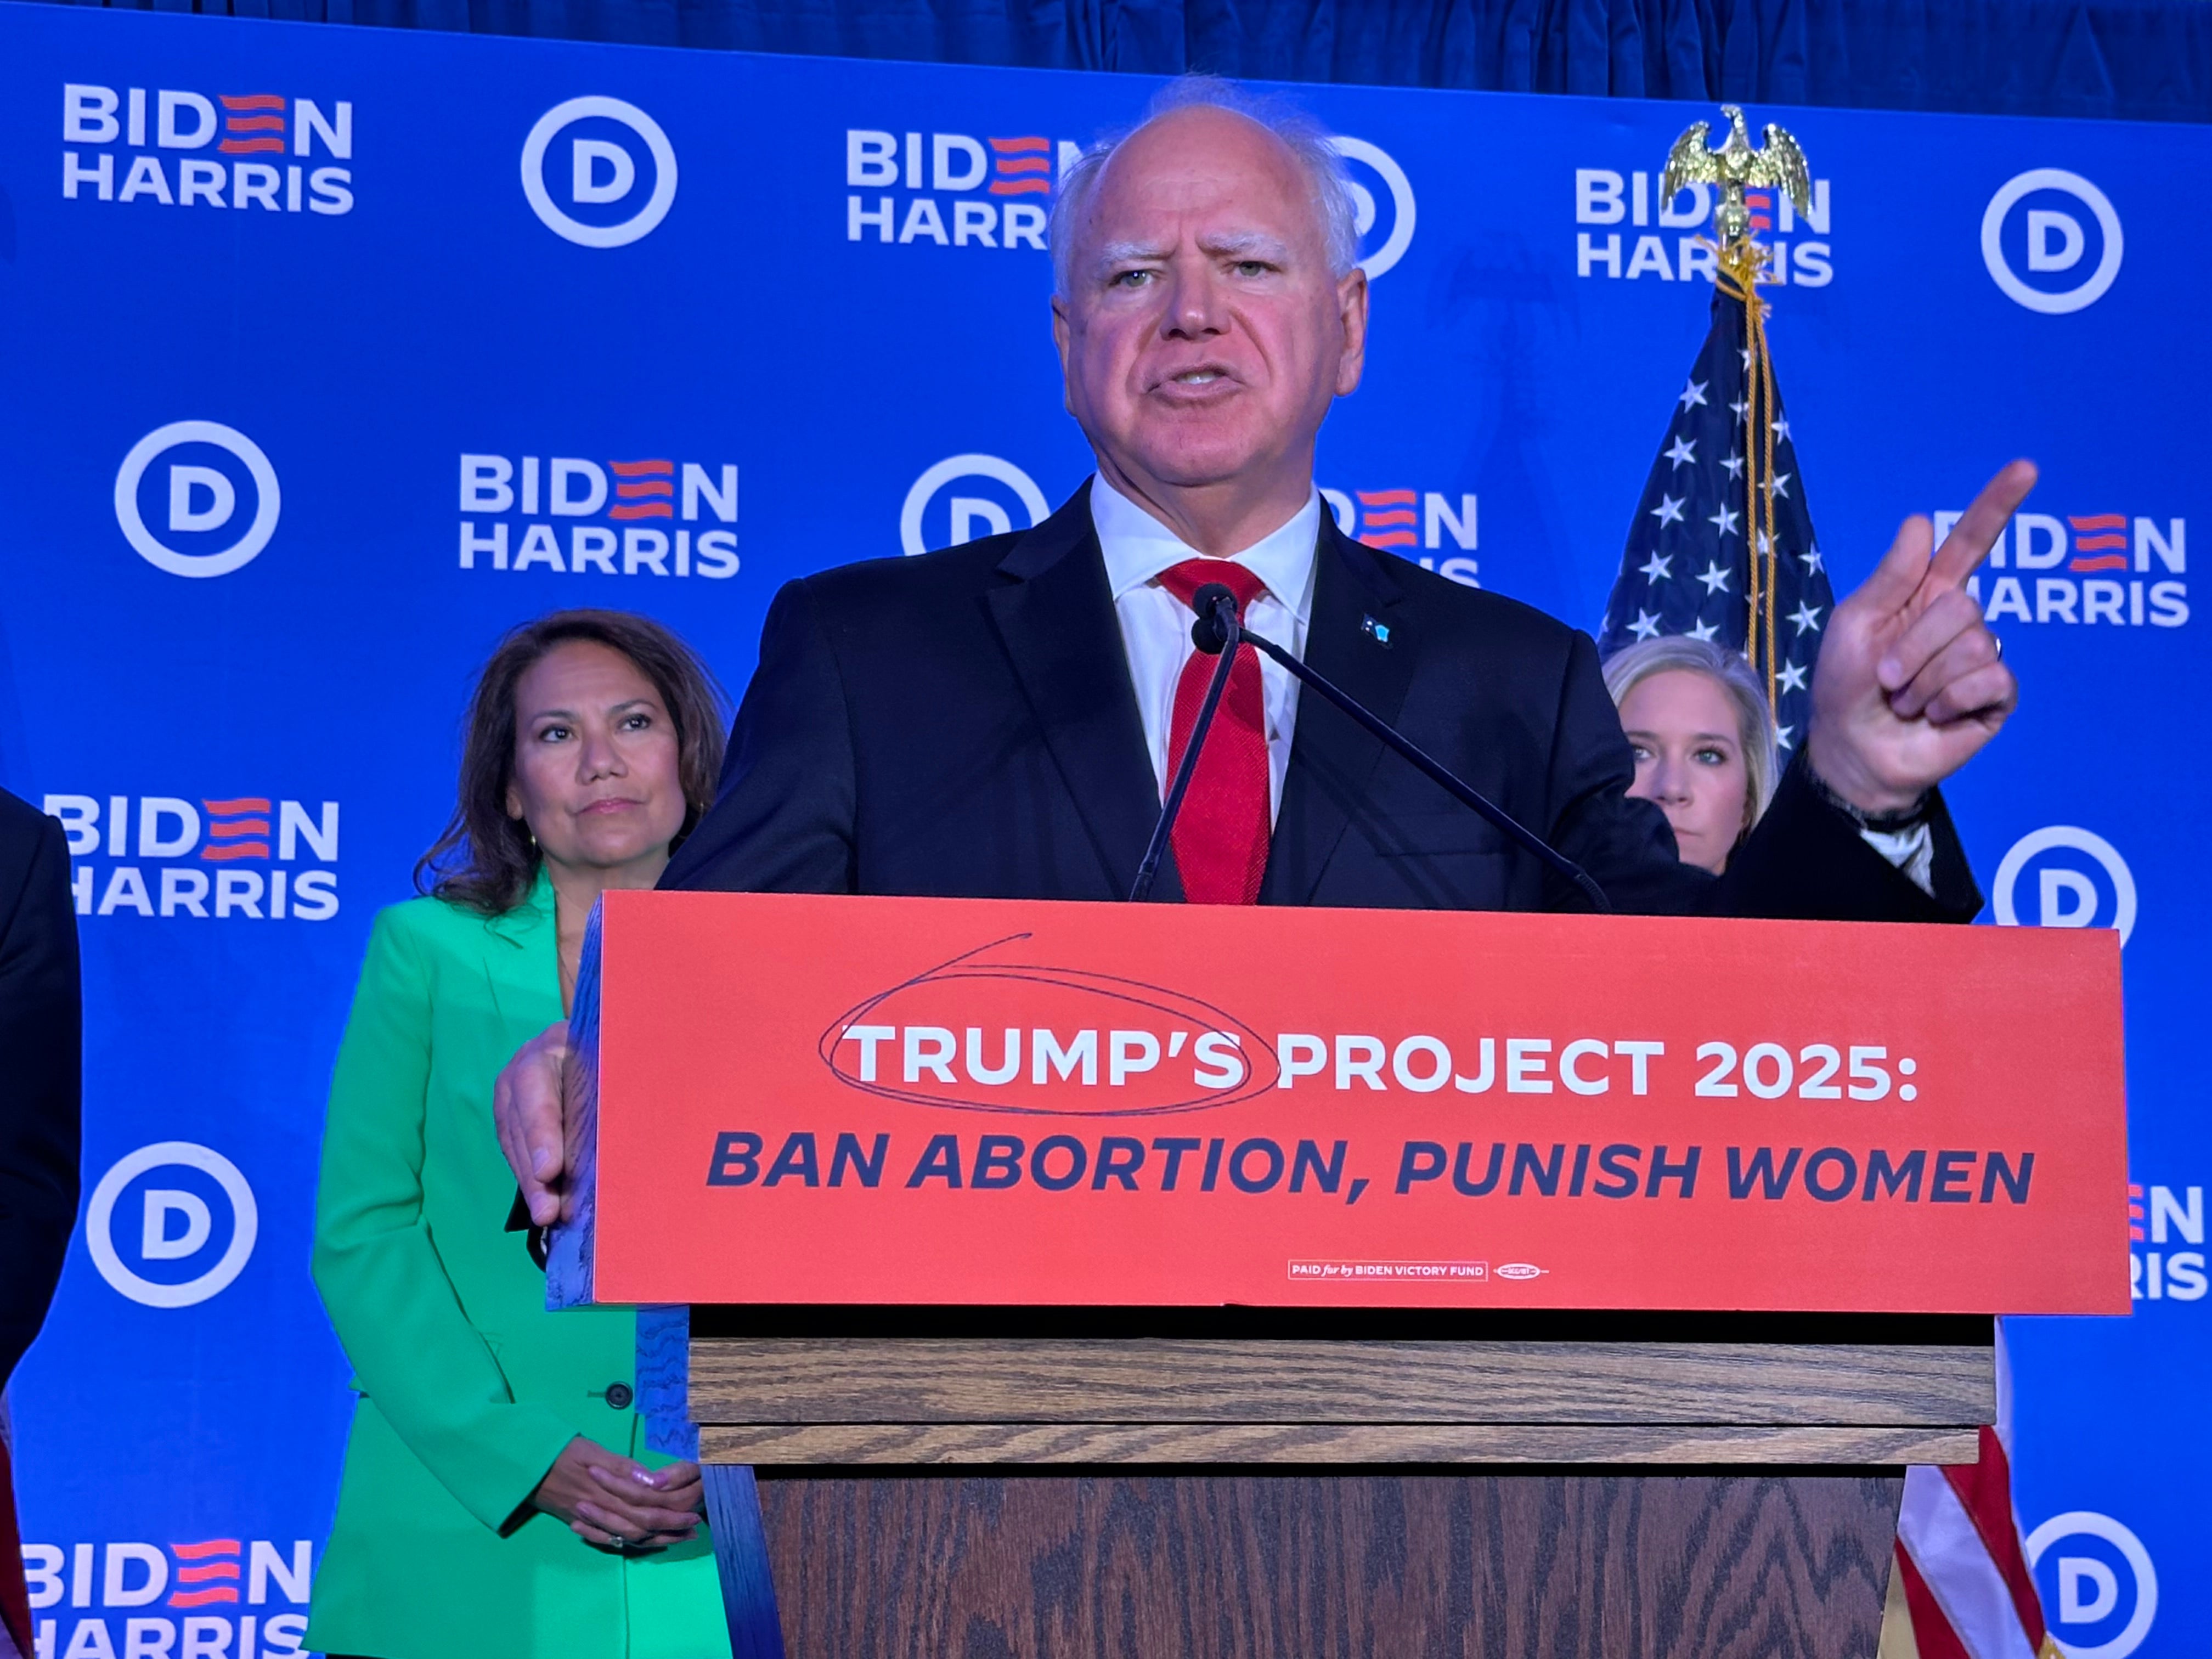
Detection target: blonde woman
<box><xmin>1602</xmin><ymin>635</ymin><xmax>1779</xmax><ymax>876</ymax></box>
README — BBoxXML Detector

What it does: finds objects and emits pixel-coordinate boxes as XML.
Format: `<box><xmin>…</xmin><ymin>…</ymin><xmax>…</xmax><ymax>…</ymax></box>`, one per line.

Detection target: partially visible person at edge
<box><xmin>0</xmin><ymin>786</ymin><xmax>82</xmax><ymax>1659</ymax></box>
<box><xmin>306</xmin><ymin>611</ymin><xmax>730</xmax><ymax>1659</ymax></box>
<box><xmin>1603</xmin><ymin>636</ymin><xmax>1781</xmax><ymax>877</ymax></box>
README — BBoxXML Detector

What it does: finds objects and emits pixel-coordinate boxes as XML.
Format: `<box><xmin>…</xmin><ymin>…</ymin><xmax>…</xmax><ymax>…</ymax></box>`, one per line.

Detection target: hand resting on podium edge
<box><xmin>524</xmin><ymin>1435</ymin><xmax>702</xmax><ymax>1551</ymax></box>
<box><xmin>495</xmin><ymin>1018</ymin><xmax>572</xmax><ymax>1230</ymax></box>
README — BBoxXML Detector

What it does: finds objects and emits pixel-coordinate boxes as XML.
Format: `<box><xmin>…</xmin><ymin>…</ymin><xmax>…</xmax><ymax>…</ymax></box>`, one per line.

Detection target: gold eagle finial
<box><xmin>1660</xmin><ymin>105</ymin><xmax>1812</xmax><ymax>247</ymax></box>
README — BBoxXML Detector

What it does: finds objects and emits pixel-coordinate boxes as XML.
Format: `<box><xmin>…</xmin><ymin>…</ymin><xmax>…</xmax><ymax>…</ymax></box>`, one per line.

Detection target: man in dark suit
<box><xmin>0</xmin><ymin>786</ymin><xmax>82</xmax><ymax>1657</ymax></box>
<box><xmin>496</xmin><ymin>83</ymin><xmax>2027</xmax><ymax>1228</ymax></box>
<box><xmin>648</xmin><ymin>479</ymin><xmax>1982</xmax><ymax>919</ymax></box>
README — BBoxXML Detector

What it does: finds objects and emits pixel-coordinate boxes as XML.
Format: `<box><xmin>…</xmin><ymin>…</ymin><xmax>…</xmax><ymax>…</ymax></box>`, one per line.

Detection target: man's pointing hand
<box><xmin>1808</xmin><ymin>460</ymin><xmax>2035</xmax><ymax>814</ymax></box>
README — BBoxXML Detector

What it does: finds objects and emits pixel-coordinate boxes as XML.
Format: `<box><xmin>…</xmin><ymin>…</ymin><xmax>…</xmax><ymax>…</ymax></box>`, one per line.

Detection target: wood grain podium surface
<box><xmin>753</xmin><ymin>1472</ymin><xmax>1902</xmax><ymax>1659</ymax></box>
<box><xmin>691</xmin><ymin>1309</ymin><xmax>1992</xmax><ymax>1468</ymax></box>
<box><xmin>689</xmin><ymin>1311</ymin><xmax>1980</xmax><ymax>1656</ymax></box>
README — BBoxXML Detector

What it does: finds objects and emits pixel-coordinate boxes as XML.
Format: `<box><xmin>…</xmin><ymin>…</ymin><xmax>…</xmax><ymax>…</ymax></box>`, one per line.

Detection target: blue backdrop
<box><xmin>0</xmin><ymin>6</ymin><xmax>2200</xmax><ymax>1655</ymax></box>
<box><xmin>23</xmin><ymin>0</ymin><xmax>2212</xmax><ymax>124</ymax></box>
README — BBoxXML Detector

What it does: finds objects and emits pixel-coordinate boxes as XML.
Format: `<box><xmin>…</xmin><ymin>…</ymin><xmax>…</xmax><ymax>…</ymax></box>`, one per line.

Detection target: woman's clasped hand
<box><xmin>528</xmin><ymin>1436</ymin><xmax>705</xmax><ymax>1550</ymax></box>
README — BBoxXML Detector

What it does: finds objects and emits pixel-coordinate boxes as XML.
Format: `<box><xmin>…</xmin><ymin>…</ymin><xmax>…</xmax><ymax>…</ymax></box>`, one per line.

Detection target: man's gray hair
<box><xmin>1601</xmin><ymin>634</ymin><xmax>1782</xmax><ymax>830</ymax></box>
<box><xmin>1049</xmin><ymin>76</ymin><xmax>1362</xmax><ymax>298</ymax></box>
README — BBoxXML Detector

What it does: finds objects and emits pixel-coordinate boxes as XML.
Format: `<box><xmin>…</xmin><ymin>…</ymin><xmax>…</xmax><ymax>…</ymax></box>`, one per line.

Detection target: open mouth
<box><xmin>1154</xmin><ymin>363</ymin><xmax>1239</xmax><ymax>397</ymax></box>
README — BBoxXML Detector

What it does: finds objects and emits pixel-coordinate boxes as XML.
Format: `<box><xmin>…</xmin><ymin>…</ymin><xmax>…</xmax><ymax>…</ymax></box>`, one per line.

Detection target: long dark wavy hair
<box><xmin>414</xmin><ymin>610</ymin><xmax>730</xmax><ymax>916</ymax></box>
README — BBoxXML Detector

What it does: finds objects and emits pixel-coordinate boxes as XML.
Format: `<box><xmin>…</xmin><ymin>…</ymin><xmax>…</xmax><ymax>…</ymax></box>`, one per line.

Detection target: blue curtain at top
<box><xmin>28</xmin><ymin>0</ymin><xmax>2212</xmax><ymax>122</ymax></box>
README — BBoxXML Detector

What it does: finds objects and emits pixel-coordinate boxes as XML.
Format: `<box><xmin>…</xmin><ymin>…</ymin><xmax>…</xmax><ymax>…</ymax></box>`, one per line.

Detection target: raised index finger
<box><xmin>1929</xmin><ymin>459</ymin><xmax>2039</xmax><ymax>589</ymax></box>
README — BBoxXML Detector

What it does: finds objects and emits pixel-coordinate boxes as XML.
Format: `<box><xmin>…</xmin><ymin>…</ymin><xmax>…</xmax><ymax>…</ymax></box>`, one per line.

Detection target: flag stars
<box><xmin>1775</xmin><ymin>723</ymin><xmax>1795</xmax><ymax>751</ymax></box>
<box><xmin>1606</xmin><ymin>311</ymin><xmax>1835</xmax><ymax>675</ymax></box>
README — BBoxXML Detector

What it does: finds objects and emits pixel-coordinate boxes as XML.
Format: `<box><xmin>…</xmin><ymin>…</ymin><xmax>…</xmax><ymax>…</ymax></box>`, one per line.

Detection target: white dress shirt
<box><xmin>1091</xmin><ymin>473</ymin><xmax>1318</xmax><ymax>822</ymax></box>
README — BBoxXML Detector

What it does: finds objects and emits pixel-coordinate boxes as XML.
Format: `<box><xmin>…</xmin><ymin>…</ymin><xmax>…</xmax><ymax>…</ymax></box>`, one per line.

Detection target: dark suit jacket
<box><xmin>0</xmin><ymin>787</ymin><xmax>81</xmax><ymax>1390</ymax></box>
<box><xmin>664</xmin><ymin>486</ymin><xmax>1978</xmax><ymax>922</ymax></box>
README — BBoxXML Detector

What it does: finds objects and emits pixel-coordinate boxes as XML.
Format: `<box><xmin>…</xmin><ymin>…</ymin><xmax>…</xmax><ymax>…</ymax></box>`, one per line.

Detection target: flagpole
<box><xmin>1718</xmin><ymin>238</ymin><xmax>1782</xmax><ymax>720</ymax></box>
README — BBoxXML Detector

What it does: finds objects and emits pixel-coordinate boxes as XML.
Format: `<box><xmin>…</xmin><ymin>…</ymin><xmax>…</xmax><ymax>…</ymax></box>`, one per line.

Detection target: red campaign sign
<box><xmin>581</xmin><ymin>891</ymin><xmax>2129</xmax><ymax>1314</ymax></box>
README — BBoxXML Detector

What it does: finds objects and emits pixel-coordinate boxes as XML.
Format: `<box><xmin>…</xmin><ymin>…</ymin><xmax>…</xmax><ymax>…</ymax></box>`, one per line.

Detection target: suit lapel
<box><xmin>477</xmin><ymin>868</ymin><xmax>563</xmax><ymax>1032</ymax></box>
<box><xmin>985</xmin><ymin>483</ymin><xmax>1180</xmax><ymax>902</ymax></box>
<box><xmin>1264</xmin><ymin>522</ymin><xmax>1418</xmax><ymax>905</ymax></box>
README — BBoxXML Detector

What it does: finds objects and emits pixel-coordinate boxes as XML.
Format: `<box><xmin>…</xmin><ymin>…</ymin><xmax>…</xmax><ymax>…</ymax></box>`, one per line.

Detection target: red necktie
<box><xmin>1154</xmin><ymin>559</ymin><xmax>1272</xmax><ymax>905</ymax></box>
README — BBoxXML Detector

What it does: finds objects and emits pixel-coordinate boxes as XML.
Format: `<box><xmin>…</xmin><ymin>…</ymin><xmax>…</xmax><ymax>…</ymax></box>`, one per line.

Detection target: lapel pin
<box><xmin>1362</xmin><ymin>615</ymin><xmax>1393</xmax><ymax>647</ymax></box>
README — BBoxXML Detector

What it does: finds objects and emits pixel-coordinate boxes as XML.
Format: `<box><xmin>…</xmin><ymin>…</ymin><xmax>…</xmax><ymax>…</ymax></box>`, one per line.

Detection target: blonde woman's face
<box><xmin>1618</xmin><ymin>669</ymin><xmax>1750</xmax><ymax>875</ymax></box>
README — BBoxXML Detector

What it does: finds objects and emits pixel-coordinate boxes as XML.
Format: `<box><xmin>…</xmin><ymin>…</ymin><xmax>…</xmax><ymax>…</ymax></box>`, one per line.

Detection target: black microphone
<box><xmin>1128</xmin><ymin>583</ymin><xmax>1243</xmax><ymax>903</ymax></box>
<box><xmin>1187</xmin><ymin>579</ymin><xmax>1238</xmax><ymax>656</ymax></box>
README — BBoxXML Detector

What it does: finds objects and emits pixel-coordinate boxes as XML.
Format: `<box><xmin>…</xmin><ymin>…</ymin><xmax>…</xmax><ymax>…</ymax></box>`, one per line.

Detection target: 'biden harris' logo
<box><xmin>522</xmin><ymin>96</ymin><xmax>678</xmax><ymax>248</ymax></box>
<box><xmin>114</xmin><ymin>421</ymin><xmax>280</xmax><ymax>579</ymax></box>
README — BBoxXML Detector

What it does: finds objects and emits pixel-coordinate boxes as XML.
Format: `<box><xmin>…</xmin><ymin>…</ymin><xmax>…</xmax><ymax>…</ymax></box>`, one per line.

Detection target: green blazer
<box><xmin>306</xmin><ymin>874</ymin><xmax>725</xmax><ymax>1659</ymax></box>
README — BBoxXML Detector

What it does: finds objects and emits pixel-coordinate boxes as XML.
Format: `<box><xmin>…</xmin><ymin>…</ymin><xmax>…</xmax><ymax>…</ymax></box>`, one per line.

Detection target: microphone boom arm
<box><xmin>1223</xmin><ymin>606</ymin><xmax>1611</xmax><ymax>914</ymax></box>
<box><xmin>1128</xmin><ymin>583</ymin><xmax>1611</xmax><ymax>913</ymax></box>
<box><xmin>1127</xmin><ymin>623</ymin><xmax>1242</xmax><ymax>904</ymax></box>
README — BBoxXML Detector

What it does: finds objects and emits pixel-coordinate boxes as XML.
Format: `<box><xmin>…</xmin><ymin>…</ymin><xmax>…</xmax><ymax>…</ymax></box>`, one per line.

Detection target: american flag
<box><xmin>1597</xmin><ymin>287</ymin><xmax>1835</xmax><ymax>753</ymax></box>
<box><xmin>1882</xmin><ymin>1379</ymin><xmax>2062</xmax><ymax>1659</ymax></box>
<box><xmin>1607</xmin><ymin>284</ymin><xmax>2061</xmax><ymax>1659</ymax></box>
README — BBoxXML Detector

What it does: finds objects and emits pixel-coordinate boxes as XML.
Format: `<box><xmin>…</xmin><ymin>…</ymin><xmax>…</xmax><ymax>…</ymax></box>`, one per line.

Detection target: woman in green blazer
<box><xmin>307</xmin><ymin>610</ymin><xmax>731</xmax><ymax>1659</ymax></box>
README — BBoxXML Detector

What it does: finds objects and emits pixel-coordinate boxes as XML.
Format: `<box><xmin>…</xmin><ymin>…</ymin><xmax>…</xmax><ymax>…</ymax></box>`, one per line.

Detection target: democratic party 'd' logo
<box><xmin>522</xmin><ymin>95</ymin><xmax>677</xmax><ymax>247</ymax></box>
<box><xmin>1993</xmin><ymin>825</ymin><xmax>2136</xmax><ymax>945</ymax></box>
<box><xmin>1982</xmin><ymin>169</ymin><xmax>2123</xmax><ymax>314</ymax></box>
<box><xmin>2027</xmin><ymin>1511</ymin><xmax>2157</xmax><ymax>1658</ymax></box>
<box><xmin>114</xmin><ymin>420</ymin><xmax>280</xmax><ymax>578</ymax></box>
<box><xmin>87</xmin><ymin>1141</ymin><xmax>259</xmax><ymax>1308</ymax></box>
<box><xmin>1326</xmin><ymin>137</ymin><xmax>1417</xmax><ymax>280</ymax></box>
<box><xmin>901</xmin><ymin>455</ymin><xmax>1050</xmax><ymax>558</ymax></box>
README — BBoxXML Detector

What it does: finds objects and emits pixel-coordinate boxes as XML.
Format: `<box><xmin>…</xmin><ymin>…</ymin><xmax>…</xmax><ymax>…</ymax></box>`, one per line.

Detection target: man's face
<box><xmin>1052</xmin><ymin>106</ymin><xmax>1367</xmax><ymax>500</ymax></box>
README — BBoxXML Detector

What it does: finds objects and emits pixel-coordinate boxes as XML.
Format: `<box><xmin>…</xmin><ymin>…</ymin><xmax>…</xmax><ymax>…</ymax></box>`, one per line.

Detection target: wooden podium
<box><xmin>549</xmin><ymin>892</ymin><xmax>2126</xmax><ymax>1658</ymax></box>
